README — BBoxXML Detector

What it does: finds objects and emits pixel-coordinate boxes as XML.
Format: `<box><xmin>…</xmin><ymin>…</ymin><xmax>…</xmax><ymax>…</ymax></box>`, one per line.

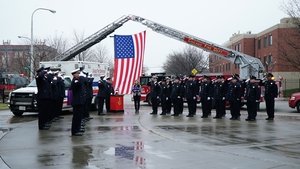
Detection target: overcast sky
<box><xmin>0</xmin><ymin>0</ymin><xmax>289</xmax><ymax>72</ymax></box>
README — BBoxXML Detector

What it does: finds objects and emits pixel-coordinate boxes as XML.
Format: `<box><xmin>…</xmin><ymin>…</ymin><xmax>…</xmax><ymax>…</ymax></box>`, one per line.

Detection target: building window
<box><xmin>258</xmin><ymin>39</ymin><xmax>261</xmax><ymax>49</ymax></box>
<box><xmin>268</xmin><ymin>54</ymin><xmax>272</xmax><ymax>63</ymax></box>
<box><xmin>268</xmin><ymin>34</ymin><xmax>273</xmax><ymax>46</ymax></box>
<box><xmin>263</xmin><ymin>56</ymin><xmax>267</xmax><ymax>65</ymax></box>
<box><xmin>263</xmin><ymin>36</ymin><xmax>267</xmax><ymax>48</ymax></box>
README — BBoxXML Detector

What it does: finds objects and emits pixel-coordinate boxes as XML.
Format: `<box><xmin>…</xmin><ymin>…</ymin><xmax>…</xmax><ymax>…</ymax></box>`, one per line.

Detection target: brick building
<box><xmin>0</xmin><ymin>41</ymin><xmax>57</xmax><ymax>77</ymax></box>
<box><xmin>209</xmin><ymin>18</ymin><xmax>300</xmax><ymax>81</ymax></box>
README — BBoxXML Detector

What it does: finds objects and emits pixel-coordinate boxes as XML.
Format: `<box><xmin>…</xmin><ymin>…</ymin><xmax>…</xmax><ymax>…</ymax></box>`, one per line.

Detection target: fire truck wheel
<box><xmin>297</xmin><ymin>102</ymin><xmax>300</xmax><ymax>113</ymax></box>
<box><xmin>12</xmin><ymin>111</ymin><xmax>24</xmax><ymax>116</ymax></box>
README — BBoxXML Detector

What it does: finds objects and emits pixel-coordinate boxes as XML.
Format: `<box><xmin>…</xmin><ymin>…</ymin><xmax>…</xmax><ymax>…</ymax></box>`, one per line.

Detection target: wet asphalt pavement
<box><xmin>0</xmin><ymin>96</ymin><xmax>300</xmax><ymax>169</ymax></box>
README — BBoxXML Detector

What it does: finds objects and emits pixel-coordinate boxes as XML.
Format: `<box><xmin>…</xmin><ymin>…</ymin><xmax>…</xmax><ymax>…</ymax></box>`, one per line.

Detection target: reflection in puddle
<box><xmin>105</xmin><ymin>141</ymin><xmax>146</xmax><ymax>168</ymax></box>
<box><xmin>96</xmin><ymin>126</ymin><xmax>141</xmax><ymax>132</ymax></box>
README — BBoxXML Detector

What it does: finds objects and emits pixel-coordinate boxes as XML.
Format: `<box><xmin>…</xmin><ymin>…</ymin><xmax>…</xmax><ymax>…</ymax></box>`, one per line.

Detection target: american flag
<box><xmin>113</xmin><ymin>31</ymin><xmax>146</xmax><ymax>94</ymax></box>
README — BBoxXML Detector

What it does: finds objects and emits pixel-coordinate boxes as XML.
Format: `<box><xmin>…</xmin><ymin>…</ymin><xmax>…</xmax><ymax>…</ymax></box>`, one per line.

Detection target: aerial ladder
<box><xmin>55</xmin><ymin>15</ymin><xmax>264</xmax><ymax>79</ymax></box>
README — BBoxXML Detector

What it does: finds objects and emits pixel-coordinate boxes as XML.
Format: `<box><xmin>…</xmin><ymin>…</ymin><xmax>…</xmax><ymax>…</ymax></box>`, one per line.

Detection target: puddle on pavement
<box><xmin>8</xmin><ymin>114</ymin><xmax>37</xmax><ymax>124</ymax></box>
<box><xmin>251</xmin><ymin>144</ymin><xmax>300</xmax><ymax>160</ymax></box>
<box><xmin>95</xmin><ymin>126</ymin><xmax>141</xmax><ymax>133</ymax></box>
<box><xmin>156</xmin><ymin>125</ymin><xmax>266</xmax><ymax>146</ymax></box>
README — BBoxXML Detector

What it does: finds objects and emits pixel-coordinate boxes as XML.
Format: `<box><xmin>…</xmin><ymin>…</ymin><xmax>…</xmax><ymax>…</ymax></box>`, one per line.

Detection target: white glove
<box><xmin>193</xmin><ymin>96</ymin><xmax>196</xmax><ymax>100</ymax></box>
<box><xmin>207</xmin><ymin>97</ymin><xmax>211</xmax><ymax>100</ymax></box>
<box><xmin>222</xmin><ymin>97</ymin><xmax>225</xmax><ymax>100</ymax></box>
<box><xmin>166</xmin><ymin>97</ymin><xmax>168</xmax><ymax>101</ymax></box>
<box><xmin>177</xmin><ymin>96</ymin><xmax>181</xmax><ymax>98</ymax></box>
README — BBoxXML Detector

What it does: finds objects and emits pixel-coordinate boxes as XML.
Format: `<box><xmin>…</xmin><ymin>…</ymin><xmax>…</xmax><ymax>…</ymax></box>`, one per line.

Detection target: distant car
<box><xmin>289</xmin><ymin>92</ymin><xmax>300</xmax><ymax>113</ymax></box>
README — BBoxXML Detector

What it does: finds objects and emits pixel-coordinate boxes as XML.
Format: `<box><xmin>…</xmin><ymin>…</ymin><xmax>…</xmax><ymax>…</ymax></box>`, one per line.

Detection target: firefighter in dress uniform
<box><xmin>105</xmin><ymin>77</ymin><xmax>114</xmax><ymax>112</ymax></box>
<box><xmin>170</xmin><ymin>77</ymin><xmax>184</xmax><ymax>116</ymax></box>
<box><xmin>185</xmin><ymin>75</ymin><xmax>198</xmax><ymax>117</ymax></box>
<box><xmin>213</xmin><ymin>75</ymin><xmax>227</xmax><ymax>119</ymax></box>
<box><xmin>83</xmin><ymin>72</ymin><xmax>94</xmax><ymax>121</ymax></box>
<box><xmin>178</xmin><ymin>77</ymin><xmax>186</xmax><ymax>114</ymax></box>
<box><xmin>165</xmin><ymin>77</ymin><xmax>172</xmax><ymax>114</ymax></box>
<box><xmin>56</xmin><ymin>72</ymin><xmax>65</xmax><ymax>119</ymax></box>
<box><xmin>149</xmin><ymin>76</ymin><xmax>161</xmax><ymax>115</ymax></box>
<box><xmin>227</xmin><ymin>75</ymin><xmax>242</xmax><ymax>120</ymax></box>
<box><xmin>199</xmin><ymin>75</ymin><xmax>213</xmax><ymax>118</ymax></box>
<box><xmin>97</xmin><ymin>76</ymin><xmax>107</xmax><ymax>115</ymax></box>
<box><xmin>244</xmin><ymin>76</ymin><xmax>261</xmax><ymax>121</ymax></box>
<box><xmin>36</xmin><ymin>66</ymin><xmax>52</xmax><ymax>130</ymax></box>
<box><xmin>159</xmin><ymin>78</ymin><xmax>168</xmax><ymax>115</ymax></box>
<box><xmin>70</xmin><ymin>69</ymin><xmax>86</xmax><ymax>136</ymax></box>
<box><xmin>264</xmin><ymin>73</ymin><xmax>278</xmax><ymax>120</ymax></box>
<box><xmin>49</xmin><ymin>70</ymin><xmax>61</xmax><ymax>121</ymax></box>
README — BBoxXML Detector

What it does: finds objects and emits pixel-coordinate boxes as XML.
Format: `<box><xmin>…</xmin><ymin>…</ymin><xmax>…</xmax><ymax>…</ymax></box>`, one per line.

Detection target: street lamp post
<box><xmin>30</xmin><ymin>8</ymin><xmax>56</xmax><ymax>81</ymax></box>
<box><xmin>18</xmin><ymin>36</ymin><xmax>31</xmax><ymax>76</ymax></box>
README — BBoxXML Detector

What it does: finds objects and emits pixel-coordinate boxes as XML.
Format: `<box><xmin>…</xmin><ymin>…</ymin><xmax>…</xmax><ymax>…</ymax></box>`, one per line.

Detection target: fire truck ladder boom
<box><xmin>55</xmin><ymin>15</ymin><xmax>130</xmax><ymax>61</ymax></box>
<box><xmin>56</xmin><ymin>14</ymin><xmax>264</xmax><ymax>78</ymax></box>
<box><xmin>129</xmin><ymin>15</ymin><xmax>264</xmax><ymax>78</ymax></box>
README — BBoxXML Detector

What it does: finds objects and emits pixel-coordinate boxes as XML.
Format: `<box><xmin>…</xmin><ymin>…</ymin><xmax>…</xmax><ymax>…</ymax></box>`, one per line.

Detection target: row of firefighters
<box><xmin>132</xmin><ymin>73</ymin><xmax>278</xmax><ymax>121</ymax></box>
<box><xmin>35</xmin><ymin>67</ymin><xmax>114</xmax><ymax>136</ymax></box>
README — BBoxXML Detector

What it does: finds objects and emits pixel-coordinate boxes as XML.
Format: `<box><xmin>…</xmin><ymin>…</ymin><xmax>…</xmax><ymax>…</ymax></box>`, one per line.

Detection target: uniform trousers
<box><xmin>247</xmin><ymin>101</ymin><xmax>258</xmax><ymax>119</ymax></box>
<box><xmin>72</xmin><ymin>105</ymin><xmax>83</xmax><ymax>134</ymax></box>
<box><xmin>265</xmin><ymin>97</ymin><xmax>275</xmax><ymax>119</ymax></box>
<box><xmin>37</xmin><ymin>99</ymin><xmax>51</xmax><ymax>129</ymax></box>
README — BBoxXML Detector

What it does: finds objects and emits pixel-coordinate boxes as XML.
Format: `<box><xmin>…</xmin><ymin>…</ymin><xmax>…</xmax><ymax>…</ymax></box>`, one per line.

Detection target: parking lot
<box><xmin>0</xmin><ymin>96</ymin><xmax>300</xmax><ymax>169</ymax></box>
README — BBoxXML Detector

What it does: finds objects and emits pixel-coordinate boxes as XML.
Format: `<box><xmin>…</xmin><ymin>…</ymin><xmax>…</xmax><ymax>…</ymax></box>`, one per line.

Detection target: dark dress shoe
<box><xmin>186</xmin><ymin>114</ymin><xmax>194</xmax><ymax>117</ymax></box>
<box><xmin>213</xmin><ymin>116</ymin><xmax>222</xmax><ymax>119</ymax></box>
<box><xmin>150</xmin><ymin>112</ymin><xmax>157</xmax><ymax>115</ymax></box>
<box><xmin>171</xmin><ymin>114</ymin><xmax>179</xmax><ymax>116</ymax></box>
<box><xmin>265</xmin><ymin>118</ymin><xmax>274</xmax><ymax>120</ymax></box>
<box><xmin>72</xmin><ymin>132</ymin><xmax>83</xmax><ymax>136</ymax></box>
<box><xmin>201</xmin><ymin>116</ymin><xmax>208</xmax><ymax>118</ymax></box>
<box><xmin>39</xmin><ymin>126</ymin><xmax>50</xmax><ymax>130</ymax></box>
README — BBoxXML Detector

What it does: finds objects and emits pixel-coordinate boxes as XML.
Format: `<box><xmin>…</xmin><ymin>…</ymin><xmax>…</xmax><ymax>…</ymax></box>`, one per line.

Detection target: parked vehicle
<box><xmin>289</xmin><ymin>91</ymin><xmax>300</xmax><ymax>113</ymax></box>
<box><xmin>8</xmin><ymin>61</ymin><xmax>109</xmax><ymax>116</ymax></box>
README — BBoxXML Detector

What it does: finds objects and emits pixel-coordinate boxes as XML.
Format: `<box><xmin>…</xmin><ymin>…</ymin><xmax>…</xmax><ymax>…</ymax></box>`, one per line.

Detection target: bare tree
<box><xmin>86</xmin><ymin>44</ymin><xmax>109</xmax><ymax>63</ymax></box>
<box><xmin>72</xmin><ymin>30</ymin><xmax>93</xmax><ymax>61</ymax></box>
<box><xmin>46</xmin><ymin>33</ymin><xmax>68</xmax><ymax>60</ymax></box>
<box><xmin>283</xmin><ymin>0</ymin><xmax>300</xmax><ymax>28</ymax></box>
<box><xmin>279</xmin><ymin>0</ymin><xmax>300</xmax><ymax>71</ymax></box>
<box><xmin>163</xmin><ymin>46</ymin><xmax>208</xmax><ymax>75</ymax></box>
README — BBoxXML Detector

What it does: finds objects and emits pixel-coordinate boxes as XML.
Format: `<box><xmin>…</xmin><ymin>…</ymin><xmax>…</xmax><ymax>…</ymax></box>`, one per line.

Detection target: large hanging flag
<box><xmin>113</xmin><ymin>31</ymin><xmax>146</xmax><ymax>94</ymax></box>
